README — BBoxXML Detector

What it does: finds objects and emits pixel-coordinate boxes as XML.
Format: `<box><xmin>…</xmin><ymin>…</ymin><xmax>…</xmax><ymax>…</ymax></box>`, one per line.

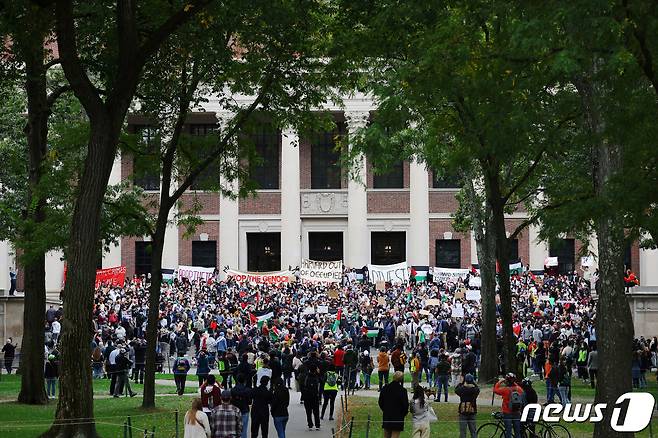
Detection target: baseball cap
<box><xmin>464</xmin><ymin>374</ymin><xmax>474</xmax><ymax>383</ymax></box>
<box><xmin>220</xmin><ymin>389</ymin><xmax>231</xmax><ymax>400</ymax></box>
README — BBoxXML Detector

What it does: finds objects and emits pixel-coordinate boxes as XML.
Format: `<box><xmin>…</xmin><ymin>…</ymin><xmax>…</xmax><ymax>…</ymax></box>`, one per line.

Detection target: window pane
<box><xmin>135</xmin><ymin>242</ymin><xmax>152</xmax><ymax>276</ymax></box>
<box><xmin>133</xmin><ymin>126</ymin><xmax>160</xmax><ymax>191</ymax></box>
<box><xmin>311</xmin><ymin>125</ymin><xmax>344</xmax><ymax>189</ymax></box>
<box><xmin>190</xmin><ymin>124</ymin><xmax>221</xmax><ymax>190</ymax></box>
<box><xmin>309</xmin><ymin>232</ymin><xmax>343</xmax><ymax>261</ymax></box>
<box><xmin>192</xmin><ymin>241</ymin><xmax>217</xmax><ymax>268</ymax></box>
<box><xmin>373</xmin><ymin>161</ymin><xmax>404</xmax><ymax>189</ymax></box>
<box><xmin>549</xmin><ymin>238</ymin><xmax>575</xmax><ymax>274</ymax></box>
<box><xmin>247</xmin><ymin>233</ymin><xmax>281</xmax><ymax>271</ymax></box>
<box><xmin>509</xmin><ymin>238</ymin><xmax>519</xmax><ymax>263</ymax></box>
<box><xmin>432</xmin><ymin>172</ymin><xmax>461</xmax><ymax>189</ymax></box>
<box><xmin>436</xmin><ymin>239</ymin><xmax>461</xmax><ymax>268</ymax></box>
<box><xmin>249</xmin><ymin>124</ymin><xmax>280</xmax><ymax>190</ymax></box>
<box><xmin>371</xmin><ymin>232</ymin><xmax>406</xmax><ymax>265</ymax></box>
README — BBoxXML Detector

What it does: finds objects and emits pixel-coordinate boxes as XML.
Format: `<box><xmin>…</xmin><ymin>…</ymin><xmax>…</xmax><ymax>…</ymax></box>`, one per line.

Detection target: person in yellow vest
<box><xmin>410</xmin><ymin>351</ymin><xmax>421</xmax><ymax>388</ymax></box>
<box><xmin>321</xmin><ymin>365</ymin><xmax>340</xmax><ymax>421</ymax></box>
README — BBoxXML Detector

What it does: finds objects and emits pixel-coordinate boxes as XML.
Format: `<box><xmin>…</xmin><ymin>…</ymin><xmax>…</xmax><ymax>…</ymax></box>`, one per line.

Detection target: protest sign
<box><xmin>451</xmin><ymin>304</ymin><xmax>464</xmax><ymax>318</ymax></box>
<box><xmin>454</xmin><ymin>290</ymin><xmax>465</xmax><ymax>300</ymax></box>
<box><xmin>469</xmin><ymin>277</ymin><xmax>482</xmax><ymax>289</ymax></box>
<box><xmin>431</xmin><ymin>267</ymin><xmax>470</xmax><ymax>283</ymax></box>
<box><xmin>425</xmin><ymin>298</ymin><xmax>441</xmax><ymax>307</ymax></box>
<box><xmin>299</xmin><ymin>259</ymin><xmax>342</xmax><ymax>283</ymax></box>
<box><xmin>178</xmin><ymin>265</ymin><xmax>215</xmax><ymax>282</ymax></box>
<box><xmin>368</xmin><ymin>262</ymin><xmax>409</xmax><ymax>284</ymax></box>
<box><xmin>328</xmin><ymin>289</ymin><xmax>339</xmax><ymax>298</ymax></box>
<box><xmin>421</xmin><ymin>323</ymin><xmax>433</xmax><ymax>335</ymax></box>
<box><xmin>466</xmin><ymin>290</ymin><xmax>482</xmax><ymax>301</ymax></box>
<box><xmin>377</xmin><ymin>297</ymin><xmax>386</xmax><ymax>306</ymax></box>
<box><xmin>226</xmin><ymin>269</ymin><xmax>292</xmax><ymax>284</ymax></box>
<box><xmin>95</xmin><ymin>266</ymin><xmax>126</xmax><ymax>288</ymax></box>
<box><xmin>376</xmin><ymin>281</ymin><xmax>386</xmax><ymax>291</ymax></box>
<box><xmin>317</xmin><ymin>305</ymin><xmax>329</xmax><ymax>314</ymax></box>
<box><xmin>544</xmin><ymin>257</ymin><xmax>559</xmax><ymax>267</ymax></box>
<box><xmin>419</xmin><ymin>309</ymin><xmax>431</xmax><ymax>316</ymax></box>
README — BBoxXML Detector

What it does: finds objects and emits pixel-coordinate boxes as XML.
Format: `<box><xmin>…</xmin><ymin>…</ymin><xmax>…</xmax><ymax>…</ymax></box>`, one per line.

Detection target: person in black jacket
<box><xmin>378</xmin><ymin>371</ymin><xmax>409</xmax><ymax>437</ymax></box>
<box><xmin>2</xmin><ymin>338</ymin><xmax>16</xmax><ymax>374</ymax></box>
<box><xmin>302</xmin><ymin>367</ymin><xmax>322</xmax><ymax>430</ymax></box>
<box><xmin>231</xmin><ymin>374</ymin><xmax>252</xmax><ymax>438</ymax></box>
<box><xmin>270</xmin><ymin>377</ymin><xmax>290</xmax><ymax>438</ymax></box>
<box><xmin>250</xmin><ymin>375</ymin><xmax>273</xmax><ymax>437</ymax></box>
<box><xmin>132</xmin><ymin>339</ymin><xmax>146</xmax><ymax>384</ymax></box>
<box><xmin>114</xmin><ymin>349</ymin><xmax>136</xmax><ymax>398</ymax></box>
<box><xmin>44</xmin><ymin>354</ymin><xmax>59</xmax><ymax>398</ymax></box>
<box><xmin>455</xmin><ymin>374</ymin><xmax>480</xmax><ymax>438</ymax></box>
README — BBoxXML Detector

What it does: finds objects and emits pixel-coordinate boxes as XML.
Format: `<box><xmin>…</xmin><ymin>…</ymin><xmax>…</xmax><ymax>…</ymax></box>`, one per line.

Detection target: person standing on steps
<box><xmin>378</xmin><ymin>371</ymin><xmax>409</xmax><ymax>438</ymax></box>
<box><xmin>455</xmin><ymin>374</ymin><xmax>479</xmax><ymax>438</ymax></box>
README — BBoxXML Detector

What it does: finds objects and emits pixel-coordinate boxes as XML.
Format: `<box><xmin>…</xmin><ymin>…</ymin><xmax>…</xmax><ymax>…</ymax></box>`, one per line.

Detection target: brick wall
<box><xmin>239</xmin><ymin>192</ymin><xmax>281</xmax><ymax>214</ymax></box>
<box><xmin>121</xmin><ymin>235</ymin><xmax>140</xmax><ymax>277</ymax></box>
<box><xmin>367</xmin><ymin>191</ymin><xmax>410</xmax><ymax>213</ymax></box>
<box><xmin>504</xmin><ymin>219</ymin><xmax>530</xmax><ymax>266</ymax></box>
<box><xmin>429</xmin><ymin>219</ymin><xmax>471</xmax><ymax>268</ymax></box>
<box><xmin>178</xmin><ymin>221</ymin><xmax>220</xmax><ymax>267</ymax></box>
<box><xmin>179</xmin><ymin>193</ymin><xmax>220</xmax><ymax>215</ymax></box>
<box><xmin>429</xmin><ymin>191</ymin><xmax>460</xmax><ymax>213</ymax></box>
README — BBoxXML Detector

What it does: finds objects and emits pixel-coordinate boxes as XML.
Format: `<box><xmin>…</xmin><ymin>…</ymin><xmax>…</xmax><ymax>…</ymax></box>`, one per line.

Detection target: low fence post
<box><xmin>365</xmin><ymin>414</ymin><xmax>371</xmax><ymax>438</ymax></box>
<box><xmin>175</xmin><ymin>409</ymin><xmax>179</xmax><ymax>438</ymax></box>
<box><xmin>143</xmin><ymin>428</ymin><xmax>148</xmax><ymax>438</ymax></box>
<box><xmin>348</xmin><ymin>416</ymin><xmax>354</xmax><ymax>438</ymax></box>
<box><xmin>123</xmin><ymin>421</ymin><xmax>128</xmax><ymax>438</ymax></box>
<box><xmin>128</xmin><ymin>416</ymin><xmax>133</xmax><ymax>438</ymax></box>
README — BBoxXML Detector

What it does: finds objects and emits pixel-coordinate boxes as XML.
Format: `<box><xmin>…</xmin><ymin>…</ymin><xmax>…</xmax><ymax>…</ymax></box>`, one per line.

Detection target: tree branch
<box><xmin>46</xmin><ymin>84</ymin><xmax>72</xmax><ymax>109</ymax></box>
<box><xmin>501</xmin><ymin>147</ymin><xmax>546</xmax><ymax>203</ymax></box>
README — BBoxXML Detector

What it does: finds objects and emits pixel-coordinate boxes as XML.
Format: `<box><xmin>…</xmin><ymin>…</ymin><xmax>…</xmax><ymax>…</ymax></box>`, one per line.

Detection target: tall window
<box><xmin>309</xmin><ymin>232</ymin><xmax>343</xmax><ymax>261</ymax></box>
<box><xmin>371</xmin><ymin>232</ymin><xmax>406</xmax><ymax>265</ymax></box>
<box><xmin>373</xmin><ymin>161</ymin><xmax>404</xmax><ymax>189</ymax></box>
<box><xmin>311</xmin><ymin>124</ymin><xmax>344</xmax><ymax>189</ymax></box>
<box><xmin>509</xmin><ymin>238</ymin><xmax>519</xmax><ymax>263</ymax></box>
<box><xmin>192</xmin><ymin>241</ymin><xmax>217</xmax><ymax>268</ymax></box>
<box><xmin>249</xmin><ymin>124</ymin><xmax>280</xmax><ymax>189</ymax></box>
<box><xmin>133</xmin><ymin>126</ymin><xmax>160</xmax><ymax>191</ymax></box>
<box><xmin>432</xmin><ymin>171</ymin><xmax>461</xmax><ymax>189</ymax></box>
<box><xmin>247</xmin><ymin>233</ymin><xmax>281</xmax><ymax>271</ymax></box>
<box><xmin>549</xmin><ymin>238</ymin><xmax>575</xmax><ymax>274</ymax></box>
<box><xmin>436</xmin><ymin>239</ymin><xmax>461</xmax><ymax>268</ymax></box>
<box><xmin>135</xmin><ymin>242</ymin><xmax>152</xmax><ymax>276</ymax></box>
<box><xmin>190</xmin><ymin>124</ymin><xmax>220</xmax><ymax>190</ymax></box>
<box><xmin>624</xmin><ymin>242</ymin><xmax>632</xmax><ymax>271</ymax></box>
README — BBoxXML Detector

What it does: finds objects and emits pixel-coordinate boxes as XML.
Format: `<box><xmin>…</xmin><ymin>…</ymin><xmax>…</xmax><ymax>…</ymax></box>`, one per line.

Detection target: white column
<box><xmin>218</xmin><ymin>113</ymin><xmax>239</xmax><ymax>277</ymax></box>
<box><xmin>345</xmin><ymin>111</ymin><xmax>370</xmax><ymax>268</ymax></box>
<box><xmin>0</xmin><ymin>240</ymin><xmax>9</xmax><ymax>294</ymax></box>
<box><xmin>640</xmin><ymin>246</ymin><xmax>658</xmax><ymax>287</ymax></box>
<box><xmin>280</xmin><ymin>128</ymin><xmax>301</xmax><ymax>270</ymax></box>
<box><xmin>529</xmin><ymin>223</ymin><xmax>549</xmax><ymax>270</ymax></box>
<box><xmin>45</xmin><ymin>250</ymin><xmax>65</xmax><ymax>292</ymax></box>
<box><xmin>470</xmin><ymin>234</ymin><xmax>479</xmax><ymax>265</ymax></box>
<box><xmin>103</xmin><ymin>154</ymin><xmax>122</xmax><ymax>267</ymax></box>
<box><xmin>162</xmin><ymin>220</ymin><xmax>180</xmax><ymax>270</ymax></box>
<box><xmin>409</xmin><ymin>159</ymin><xmax>429</xmax><ymax>266</ymax></box>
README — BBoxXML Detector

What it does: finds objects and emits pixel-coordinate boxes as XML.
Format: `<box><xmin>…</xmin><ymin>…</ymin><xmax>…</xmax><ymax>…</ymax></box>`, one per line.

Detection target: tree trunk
<box><xmin>142</xmin><ymin>211</ymin><xmax>168</xmax><ymax>408</ymax></box>
<box><xmin>575</xmin><ymin>74</ymin><xmax>635</xmax><ymax>438</ymax></box>
<box><xmin>41</xmin><ymin>120</ymin><xmax>118</xmax><ymax>438</ymax></box>
<box><xmin>18</xmin><ymin>39</ymin><xmax>49</xmax><ymax>405</ymax></box>
<box><xmin>483</xmin><ymin>166</ymin><xmax>516</xmax><ymax>375</ymax></box>
<box><xmin>463</xmin><ymin>178</ymin><xmax>498</xmax><ymax>383</ymax></box>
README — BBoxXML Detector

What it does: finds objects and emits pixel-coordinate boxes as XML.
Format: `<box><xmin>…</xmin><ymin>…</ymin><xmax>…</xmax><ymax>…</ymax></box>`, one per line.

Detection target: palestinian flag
<box><xmin>365</xmin><ymin>328</ymin><xmax>379</xmax><ymax>338</ymax></box>
<box><xmin>162</xmin><ymin>269</ymin><xmax>175</xmax><ymax>284</ymax></box>
<box><xmin>509</xmin><ymin>261</ymin><xmax>523</xmax><ymax>275</ymax></box>
<box><xmin>270</xmin><ymin>325</ymin><xmax>280</xmax><ymax>341</ymax></box>
<box><xmin>249</xmin><ymin>308</ymin><xmax>274</xmax><ymax>327</ymax></box>
<box><xmin>412</xmin><ymin>266</ymin><xmax>429</xmax><ymax>282</ymax></box>
<box><xmin>332</xmin><ymin>309</ymin><xmax>342</xmax><ymax>332</ymax></box>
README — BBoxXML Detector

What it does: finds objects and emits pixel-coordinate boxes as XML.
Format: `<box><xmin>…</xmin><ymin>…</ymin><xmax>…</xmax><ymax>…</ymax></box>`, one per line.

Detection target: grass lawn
<box><xmin>343</xmin><ymin>396</ymin><xmax>657</xmax><ymax>438</ymax></box>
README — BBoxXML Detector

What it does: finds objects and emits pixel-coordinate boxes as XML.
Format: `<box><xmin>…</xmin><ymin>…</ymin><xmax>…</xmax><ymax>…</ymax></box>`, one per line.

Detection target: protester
<box><xmin>270</xmin><ymin>377</ymin><xmax>290</xmax><ymax>438</ymax></box>
<box><xmin>211</xmin><ymin>390</ymin><xmax>242</xmax><ymax>438</ymax></box>
<box><xmin>410</xmin><ymin>385</ymin><xmax>435</xmax><ymax>438</ymax></box>
<box><xmin>2</xmin><ymin>338</ymin><xmax>16</xmax><ymax>374</ymax></box>
<box><xmin>455</xmin><ymin>374</ymin><xmax>479</xmax><ymax>438</ymax></box>
<box><xmin>321</xmin><ymin>365</ymin><xmax>340</xmax><ymax>421</ymax></box>
<box><xmin>184</xmin><ymin>398</ymin><xmax>211</xmax><ymax>438</ymax></box>
<box><xmin>44</xmin><ymin>354</ymin><xmax>59</xmax><ymax>399</ymax></box>
<box><xmin>587</xmin><ymin>346</ymin><xmax>598</xmax><ymax>389</ymax></box>
<box><xmin>201</xmin><ymin>375</ymin><xmax>222</xmax><ymax>413</ymax></box>
<box><xmin>378</xmin><ymin>371</ymin><xmax>409</xmax><ymax>438</ymax></box>
<box><xmin>174</xmin><ymin>355</ymin><xmax>191</xmax><ymax>396</ymax></box>
<box><xmin>302</xmin><ymin>367</ymin><xmax>321</xmax><ymax>430</ymax></box>
<box><xmin>230</xmin><ymin>374</ymin><xmax>251</xmax><ymax>438</ymax></box>
<box><xmin>250</xmin><ymin>375</ymin><xmax>273</xmax><ymax>437</ymax></box>
<box><xmin>493</xmin><ymin>374</ymin><xmax>524</xmax><ymax>438</ymax></box>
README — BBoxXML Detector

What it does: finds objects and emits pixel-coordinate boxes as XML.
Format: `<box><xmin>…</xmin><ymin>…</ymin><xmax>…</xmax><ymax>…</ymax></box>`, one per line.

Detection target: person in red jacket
<box><xmin>333</xmin><ymin>346</ymin><xmax>345</xmax><ymax>383</ymax></box>
<box><xmin>493</xmin><ymin>373</ymin><xmax>524</xmax><ymax>438</ymax></box>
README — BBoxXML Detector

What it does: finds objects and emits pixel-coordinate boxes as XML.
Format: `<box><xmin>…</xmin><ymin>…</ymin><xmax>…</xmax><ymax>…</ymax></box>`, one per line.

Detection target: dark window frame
<box><xmin>311</xmin><ymin>124</ymin><xmax>344</xmax><ymax>190</ymax></box>
<box><xmin>371</xmin><ymin>231</ymin><xmax>406</xmax><ymax>265</ymax></box>
<box><xmin>432</xmin><ymin>171</ymin><xmax>461</xmax><ymax>189</ymax></box>
<box><xmin>135</xmin><ymin>241</ymin><xmax>152</xmax><ymax>276</ymax></box>
<box><xmin>189</xmin><ymin>124</ymin><xmax>221</xmax><ymax>191</ymax></box>
<box><xmin>133</xmin><ymin>126</ymin><xmax>161</xmax><ymax>191</ymax></box>
<box><xmin>549</xmin><ymin>238</ymin><xmax>575</xmax><ymax>274</ymax></box>
<box><xmin>373</xmin><ymin>160</ymin><xmax>404</xmax><ymax>189</ymax></box>
<box><xmin>435</xmin><ymin>239</ymin><xmax>461</xmax><ymax>268</ymax></box>
<box><xmin>249</xmin><ymin>124</ymin><xmax>280</xmax><ymax>190</ymax></box>
<box><xmin>308</xmin><ymin>232</ymin><xmax>343</xmax><ymax>261</ymax></box>
<box><xmin>247</xmin><ymin>232</ymin><xmax>281</xmax><ymax>272</ymax></box>
<box><xmin>192</xmin><ymin>240</ymin><xmax>217</xmax><ymax>268</ymax></box>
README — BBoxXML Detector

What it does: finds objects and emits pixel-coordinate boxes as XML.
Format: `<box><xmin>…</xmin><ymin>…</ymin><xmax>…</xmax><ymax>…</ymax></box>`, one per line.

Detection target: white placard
<box><xmin>226</xmin><ymin>269</ymin><xmax>292</xmax><ymax>284</ymax></box>
<box><xmin>421</xmin><ymin>323</ymin><xmax>434</xmax><ymax>335</ymax></box>
<box><xmin>469</xmin><ymin>277</ymin><xmax>481</xmax><ymax>289</ymax></box>
<box><xmin>177</xmin><ymin>265</ymin><xmax>215</xmax><ymax>282</ymax></box>
<box><xmin>368</xmin><ymin>262</ymin><xmax>409</xmax><ymax>284</ymax></box>
<box><xmin>299</xmin><ymin>259</ymin><xmax>343</xmax><ymax>283</ymax></box>
<box><xmin>545</xmin><ymin>257</ymin><xmax>559</xmax><ymax>267</ymax></box>
<box><xmin>465</xmin><ymin>290</ymin><xmax>481</xmax><ymax>301</ymax></box>
<box><xmin>317</xmin><ymin>305</ymin><xmax>329</xmax><ymax>314</ymax></box>
<box><xmin>431</xmin><ymin>267</ymin><xmax>469</xmax><ymax>283</ymax></box>
<box><xmin>451</xmin><ymin>304</ymin><xmax>464</xmax><ymax>318</ymax></box>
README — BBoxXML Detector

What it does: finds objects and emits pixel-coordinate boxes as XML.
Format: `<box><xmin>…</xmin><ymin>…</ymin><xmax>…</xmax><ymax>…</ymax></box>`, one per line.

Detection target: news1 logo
<box><xmin>521</xmin><ymin>392</ymin><xmax>656</xmax><ymax>432</ymax></box>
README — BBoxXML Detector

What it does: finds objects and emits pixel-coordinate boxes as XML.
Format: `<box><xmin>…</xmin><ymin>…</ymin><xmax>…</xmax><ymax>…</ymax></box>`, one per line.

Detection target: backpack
<box><xmin>326</xmin><ymin>371</ymin><xmax>338</xmax><ymax>387</ymax></box>
<box><xmin>399</xmin><ymin>352</ymin><xmax>407</xmax><ymax>365</ymax></box>
<box><xmin>508</xmin><ymin>390</ymin><xmax>522</xmax><ymax>412</ymax></box>
<box><xmin>304</xmin><ymin>373</ymin><xmax>319</xmax><ymax>390</ymax></box>
<box><xmin>175</xmin><ymin>360</ymin><xmax>188</xmax><ymax>373</ymax></box>
<box><xmin>429</xmin><ymin>356</ymin><xmax>439</xmax><ymax>369</ymax></box>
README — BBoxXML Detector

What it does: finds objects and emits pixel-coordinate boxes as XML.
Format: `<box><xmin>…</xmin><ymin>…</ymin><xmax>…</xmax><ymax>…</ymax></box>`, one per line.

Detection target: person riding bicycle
<box><xmin>493</xmin><ymin>373</ymin><xmax>524</xmax><ymax>438</ymax></box>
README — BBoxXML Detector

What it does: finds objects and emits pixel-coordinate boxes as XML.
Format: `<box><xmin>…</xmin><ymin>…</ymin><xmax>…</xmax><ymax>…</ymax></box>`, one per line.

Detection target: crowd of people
<box><xmin>25</xmin><ymin>265</ymin><xmax>656</xmax><ymax>437</ymax></box>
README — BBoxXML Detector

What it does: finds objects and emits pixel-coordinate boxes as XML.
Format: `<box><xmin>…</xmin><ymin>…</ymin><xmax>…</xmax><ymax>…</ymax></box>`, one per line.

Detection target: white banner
<box><xmin>469</xmin><ymin>277</ymin><xmax>482</xmax><ymax>289</ymax></box>
<box><xmin>465</xmin><ymin>290</ymin><xmax>481</xmax><ymax>301</ymax></box>
<box><xmin>299</xmin><ymin>259</ymin><xmax>343</xmax><ymax>283</ymax></box>
<box><xmin>451</xmin><ymin>304</ymin><xmax>465</xmax><ymax>318</ymax></box>
<box><xmin>545</xmin><ymin>257</ymin><xmax>559</xmax><ymax>267</ymax></box>
<box><xmin>317</xmin><ymin>305</ymin><xmax>329</xmax><ymax>314</ymax></box>
<box><xmin>368</xmin><ymin>262</ymin><xmax>409</xmax><ymax>284</ymax></box>
<box><xmin>431</xmin><ymin>267</ymin><xmax>469</xmax><ymax>283</ymax></box>
<box><xmin>226</xmin><ymin>269</ymin><xmax>292</xmax><ymax>284</ymax></box>
<box><xmin>177</xmin><ymin>265</ymin><xmax>215</xmax><ymax>282</ymax></box>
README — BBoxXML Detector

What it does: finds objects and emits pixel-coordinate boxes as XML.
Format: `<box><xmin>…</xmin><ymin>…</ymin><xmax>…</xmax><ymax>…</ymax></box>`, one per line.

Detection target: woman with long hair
<box><xmin>410</xmin><ymin>385</ymin><xmax>435</xmax><ymax>438</ymax></box>
<box><xmin>184</xmin><ymin>398</ymin><xmax>211</xmax><ymax>438</ymax></box>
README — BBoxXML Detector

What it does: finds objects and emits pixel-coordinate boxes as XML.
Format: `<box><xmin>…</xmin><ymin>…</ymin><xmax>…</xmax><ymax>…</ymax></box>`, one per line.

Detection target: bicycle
<box><xmin>476</xmin><ymin>412</ymin><xmax>572</xmax><ymax>438</ymax></box>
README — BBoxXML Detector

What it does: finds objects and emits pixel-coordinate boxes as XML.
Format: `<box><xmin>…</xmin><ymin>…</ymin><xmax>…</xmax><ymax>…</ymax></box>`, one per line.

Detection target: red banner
<box><xmin>95</xmin><ymin>266</ymin><xmax>126</xmax><ymax>288</ymax></box>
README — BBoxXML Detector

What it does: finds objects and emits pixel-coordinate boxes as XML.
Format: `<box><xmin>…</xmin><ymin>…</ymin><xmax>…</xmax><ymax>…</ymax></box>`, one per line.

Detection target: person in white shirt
<box><xmin>184</xmin><ymin>398</ymin><xmax>211</xmax><ymax>438</ymax></box>
<box><xmin>51</xmin><ymin>319</ymin><xmax>61</xmax><ymax>343</ymax></box>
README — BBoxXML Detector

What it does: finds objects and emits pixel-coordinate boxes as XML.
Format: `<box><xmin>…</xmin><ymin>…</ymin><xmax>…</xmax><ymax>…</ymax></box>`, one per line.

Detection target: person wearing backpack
<box><xmin>455</xmin><ymin>374</ymin><xmax>479</xmax><ymax>438</ymax></box>
<box><xmin>321</xmin><ymin>365</ymin><xmax>340</xmax><ymax>421</ymax></box>
<box><xmin>493</xmin><ymin>373</ymin><xmax>524</xmax><ymax>438</ymax></box>
<box><xmin>302</xmin><ymin>368</ymin><xmax>322</xmax><ymax>430</ymax></box>
<box><xmin>173</xmin><ymin>355</ymin><xmax>191</xmax><ymax>396</ymax></box>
